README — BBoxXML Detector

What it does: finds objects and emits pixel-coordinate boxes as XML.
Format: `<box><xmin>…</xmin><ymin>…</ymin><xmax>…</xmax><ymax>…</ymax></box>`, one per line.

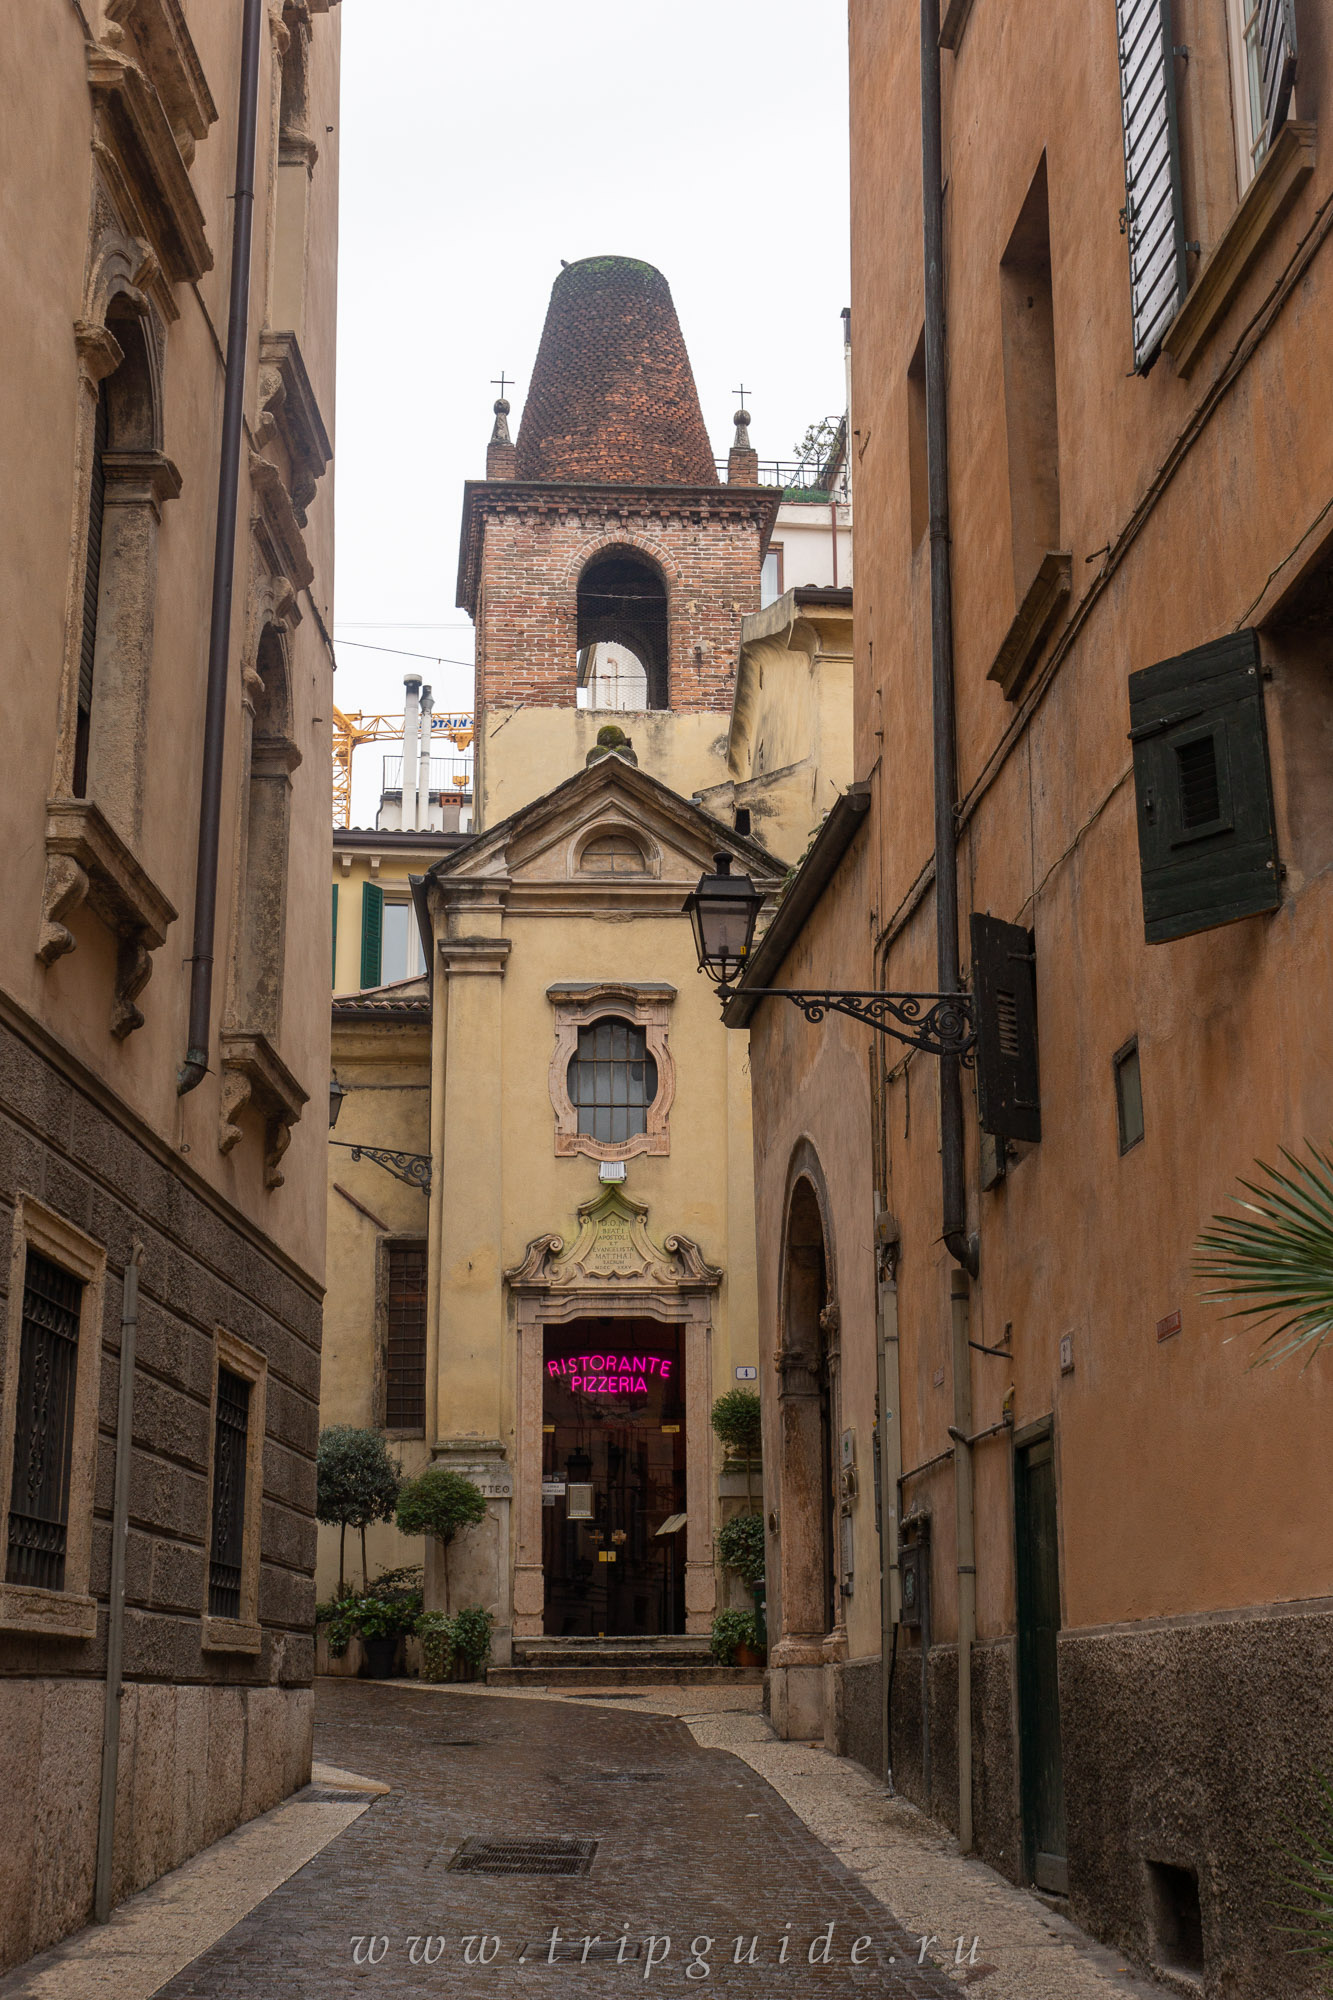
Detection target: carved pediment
<box><xmin>106</xmin><ymin>0</ymin><xmax>218</xmax><ymax>157</ymax></box>
<box><xmin>88</xmin><ymin>39</ymin><xmax>212</xmax><ymax>286</ymax></box>
<box><xmin>505</xmin><ymin>1184</ymin><xmax>722</xmax><ymax>1294</ymax></box>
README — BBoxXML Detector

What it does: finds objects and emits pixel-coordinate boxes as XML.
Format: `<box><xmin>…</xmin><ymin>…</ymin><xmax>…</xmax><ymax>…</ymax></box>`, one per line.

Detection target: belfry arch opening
<box><xmin>576</xmin><ymin>552</ymin><xmax>668</xmax><ymax>711</ymax></box>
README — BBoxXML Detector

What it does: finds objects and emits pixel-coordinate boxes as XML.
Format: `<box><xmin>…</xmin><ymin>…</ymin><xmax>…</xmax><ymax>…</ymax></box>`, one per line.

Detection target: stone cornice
<box><xmin>218</xmin><ymin>1030</ymin><xmax>309</xmax><ymax>1190</ymax></box>
<box><xmin>249</xmin><ymin>450</ymin><xmax>314</xmax><ymax>591</ymax></box>
<box><xmin>87</xmin><ymin>42</ymin><xmax>212</xmax><ymax>285</ymax></box>
<box><xmin>37</xmin><ymin>797</ymin><xmax>178</xmax><ymax>1039</ymax></box>
<box><xmin>106</xmin><ymin>0</ymin><xmax>218</xmax><ymax>152</ymax></box>
<box><xmin>257</xmin><ymin>330</ymin><xmax>333</xmax><ymax>527</ymax></box>
<box><xmin>456</xmin><ymin>478</ymin><xmax>783</xmax><ymax>615</ymax></box>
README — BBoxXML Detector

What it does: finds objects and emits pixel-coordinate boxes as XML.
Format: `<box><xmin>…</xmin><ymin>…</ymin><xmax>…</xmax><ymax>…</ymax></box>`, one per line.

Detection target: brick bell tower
<box><xmin>456</xmin><ymin>256</ymin><xmax>779</xmax><ymax>826</ymax></box>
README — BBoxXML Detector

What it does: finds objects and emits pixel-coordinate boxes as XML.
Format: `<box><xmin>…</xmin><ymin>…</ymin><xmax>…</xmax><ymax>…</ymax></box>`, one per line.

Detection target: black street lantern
<box><xmin>328</xmin><ymin>1069</ymin><xmax>432</xmax><ymax>1192</ymax></box>
<box><xmin>684</xmin><ymin>858</ymin><xmax>980</xmax><ymax>1062</ymax></box>
<box><xmin>681</xmin><ymin>852</ymin><xmax>764</xmax><ymax>992</ymax></box>
<box><xmin>328</xmin><ymin>1072</ymin><xmax>350</xmax><ymax>1128</ymax></box>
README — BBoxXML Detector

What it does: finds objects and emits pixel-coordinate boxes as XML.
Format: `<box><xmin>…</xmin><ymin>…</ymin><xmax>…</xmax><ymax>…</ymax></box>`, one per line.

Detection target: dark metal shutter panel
<box><xmin>6</xmin><ymin>1251</ymin><xmax>83</xmax><ymax>1591</ymax></box>
<box><xmin>1259</xmin><ymin>0</ymin><xmax>1297</xmax><ymax>149</ymax></box>
<box><xmin>360</xmin><ymin>881</ymin><xmax>383</xmax><ymax>987</ymax></box>
<box><xmin>209</xmin><ymin>1367</ymin><xmax>251</xmax><ymax>1619</ymax></box>
<box><xmin>385</xmin><ymin>1241</ymin><xmax>427</xmax><ymax>1431</ymax></box>
<box><xmin>1128</xmin><ymin>628</ymin><xmax>1280</xmax><ymax>943</ymax></box>
<box><xmin>1114</xmin><ymin>0</ymin><xmax>1187</xmax><ymax>371</ymax></box>
<box><xmin>970</xmin><ymin>913</ymin><xmax>1041</xmax><ymax>1144</ymax></box>
<box><xmin>331</xmin><ymin>881</ymin><xmax>338</xmax><ymax>983</ymax></box>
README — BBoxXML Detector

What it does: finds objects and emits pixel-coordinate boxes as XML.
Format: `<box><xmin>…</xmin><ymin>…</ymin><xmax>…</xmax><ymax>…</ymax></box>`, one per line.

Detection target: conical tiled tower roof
<box><xmin>515</xmin><ymin>258</ymin><xmax>718</xmax><ymax>486</ymax></box>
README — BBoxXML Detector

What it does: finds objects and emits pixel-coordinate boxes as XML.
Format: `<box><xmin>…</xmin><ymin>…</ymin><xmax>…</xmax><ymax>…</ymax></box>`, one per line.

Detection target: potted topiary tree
<box><xmin>395</xmin><ymin>1466</ymin><xmax>488</xmax><ymax>1615</ymax></box>
<box><xmin>316</xmin><ymin>1425</ymin><xmax>402</xmax><ymax>1594</ymax></box>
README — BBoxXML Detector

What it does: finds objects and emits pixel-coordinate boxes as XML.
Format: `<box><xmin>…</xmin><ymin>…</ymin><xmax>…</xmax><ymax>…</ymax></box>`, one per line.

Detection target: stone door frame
<box><xmin>511</xmin><ymin>1284</ymin><xmax>718</xmax><ymax>1637</ymax></box>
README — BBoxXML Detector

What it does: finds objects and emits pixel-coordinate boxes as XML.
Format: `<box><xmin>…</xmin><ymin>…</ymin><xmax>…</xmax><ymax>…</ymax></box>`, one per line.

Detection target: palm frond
<box><xmin>1195</xmin><ymin>1144</ymin><xmax>1333</xmax><ymax>1368</ymax></box>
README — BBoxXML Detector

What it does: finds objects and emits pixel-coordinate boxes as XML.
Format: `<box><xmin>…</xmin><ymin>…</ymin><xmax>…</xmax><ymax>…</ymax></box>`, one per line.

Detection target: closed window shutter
<box><xmin>331</xmin><ymin>882</ymin><xmax>339</xmax><ymax>984</ymax></box>
<box><xmin>1258</xmin><ymin>0</ymin><xmax>1297</xmax><ymax>152</ymax></box>
<box><xmin>1128</xmin><ymin>629</ymin><xmax>1279</xmax><ymax>943</ymax></box>
<box><xmin>360</xmin><ymin>881</ymin><xmax>383</xmax><ymax>987</ymax></box>
<box><xmin>970</xmin><ymin>914</ymin><xmax>1041</xmax><ymax>1144</ymax></box>
<box><xmin>1114</xmin><ymin>0</ymin><xmax>1187</xmax><ymax>372</ymax></box>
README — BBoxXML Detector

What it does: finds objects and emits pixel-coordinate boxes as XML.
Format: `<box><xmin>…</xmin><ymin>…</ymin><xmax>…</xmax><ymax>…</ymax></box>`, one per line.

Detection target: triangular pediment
<box><xmin>428</xmin><ymin>752</ymin><xmax>784</xmax><ymax>896</ymax></box>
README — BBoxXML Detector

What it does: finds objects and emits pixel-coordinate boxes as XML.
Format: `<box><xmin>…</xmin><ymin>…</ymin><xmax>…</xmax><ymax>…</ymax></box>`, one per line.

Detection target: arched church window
<box><xmin>581</xmin><ymin>831</ymin><xmax>647</xmax><ymax>876</ymax></box>
<box><xmin>567</xmin><ymin>1019</ymin><xmax>659</xmax><ymax>1144</ymax></box>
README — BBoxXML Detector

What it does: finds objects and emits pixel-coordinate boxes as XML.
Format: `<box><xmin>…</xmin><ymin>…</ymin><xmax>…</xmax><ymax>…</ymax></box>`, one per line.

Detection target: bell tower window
<box><xmin>576</xmin><ymin>553</ymin><xmax>668</xmax><ymax>710</ymax></box>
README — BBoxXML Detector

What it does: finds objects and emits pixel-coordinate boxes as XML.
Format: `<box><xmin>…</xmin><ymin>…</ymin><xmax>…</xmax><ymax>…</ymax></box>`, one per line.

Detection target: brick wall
<box><xmin>516</xmin><ymin>258</ymin><xmax>719</xmax><ymax>486</ymax></box>
<box><xmin>460</xmin><ymin>486</ymin><xmax>778</xmax><ymax>715</ymax></box>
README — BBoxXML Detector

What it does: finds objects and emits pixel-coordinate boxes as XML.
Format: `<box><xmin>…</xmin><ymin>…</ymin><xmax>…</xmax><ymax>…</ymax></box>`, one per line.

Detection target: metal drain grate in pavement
<box><xmin>448</xmin><ymin>1835</ymin><xmax>598</xmax><ymax>1877</ymax></box>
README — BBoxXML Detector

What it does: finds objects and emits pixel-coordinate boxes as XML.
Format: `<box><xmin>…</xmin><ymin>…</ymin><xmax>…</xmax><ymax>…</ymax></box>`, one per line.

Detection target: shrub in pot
<box><xmin>710</xmin><ymin>1608</ymin><xmax>765</xmax><ymax>1667</ymax></box>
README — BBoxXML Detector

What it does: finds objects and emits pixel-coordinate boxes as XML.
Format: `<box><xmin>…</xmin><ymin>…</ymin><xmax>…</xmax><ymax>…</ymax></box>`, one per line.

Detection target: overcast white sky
<box><xmin>332</xmin><ymin>0</ymin><xmax>850</xmax><ymax>824</ymax></box>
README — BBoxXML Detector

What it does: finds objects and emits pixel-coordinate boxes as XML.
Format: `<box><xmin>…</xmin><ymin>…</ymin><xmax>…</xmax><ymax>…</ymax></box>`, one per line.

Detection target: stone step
<box><xmin>486</xmin><ymin>1663</ymin><xmax>763</xmax><ymax>1687</ymax></box>
<box><xmin>513</xmin><ymin>1645</ymin><xmax>710</xmax><ymax>1667</ymax></box>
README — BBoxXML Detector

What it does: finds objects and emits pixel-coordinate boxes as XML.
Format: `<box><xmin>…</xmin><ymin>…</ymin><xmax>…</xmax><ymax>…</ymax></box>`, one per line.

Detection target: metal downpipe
<box><xmin>178</xmin><ymin>0</ymin><xmax>266</xmax><ymax>1094</ymax></box>
<box><xmin>920</xmin><ymin>0</ymin><xmax>977</xmax><ymax>1279</ymax></box>
<box><xmin>94</xmin><ymin>1241</ymin><xmax>142</xmax><ymax>1922</ymax></box>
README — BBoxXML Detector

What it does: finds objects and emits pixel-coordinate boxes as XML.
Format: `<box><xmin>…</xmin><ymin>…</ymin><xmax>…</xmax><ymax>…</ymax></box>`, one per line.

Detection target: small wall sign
<box><xmin>1059</xmin><ymin>1333</ymin><xmax>1074</xmax><ymax>1374</ymax></box>
<box><xmin>1156</xmin><ymin>1309</ymin><xmax>1182</xmax><ymax>1343</ymax></box>
<box><xmin>735</xmin><ymin>1365</ymin><xmax>758</xmax><ymax>1381</ymax></box>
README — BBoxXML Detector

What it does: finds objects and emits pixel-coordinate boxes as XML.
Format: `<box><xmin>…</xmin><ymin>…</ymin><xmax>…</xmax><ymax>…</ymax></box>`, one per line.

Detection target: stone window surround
<box><xmin>201</xmin><ymin>1327</ymin><xmax>269</xmax><ymax>1655</ymax></box>
<box><xmin>0</xmin><ymin>1197</ymin><xmax>107</xmax><ymax>1641</ymax></box>
<box><xmin>547</xmin><ymin>981</ymin><xmax>676</xmax><ymax>1162</ymax></box>
<box><xmin>569</xmin><ymin>819</ymin><xmax>661</xmax><ymax>878</ymax></box>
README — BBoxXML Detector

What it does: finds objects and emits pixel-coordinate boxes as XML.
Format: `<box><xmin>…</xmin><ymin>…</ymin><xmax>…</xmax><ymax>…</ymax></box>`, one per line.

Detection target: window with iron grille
<box><xmin>567</xmin><ymin>1018</ymin><xmax>659</xmax><ymax>1145</ymax></box>
<box><xmin>385</xmin><ymin>1241</ymin><xmax>427</xmax><ymax>1432</ymax></box>
<box><xmin>6</xmin><ymin>1250</ymin><xmax>84</xmax><ymax>1592</ymax></box>
<box><xmin>208</xmin><ymin>1366</ymin><xmax>251</xmax><ymax>1619</ymax></box>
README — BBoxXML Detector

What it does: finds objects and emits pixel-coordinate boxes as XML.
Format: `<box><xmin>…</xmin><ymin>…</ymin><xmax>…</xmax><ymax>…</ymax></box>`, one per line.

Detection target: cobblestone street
<box><xmin>155</xmin><ymin>1681</ymin><xmax>958</xmax><ymax>1997</ymax></box>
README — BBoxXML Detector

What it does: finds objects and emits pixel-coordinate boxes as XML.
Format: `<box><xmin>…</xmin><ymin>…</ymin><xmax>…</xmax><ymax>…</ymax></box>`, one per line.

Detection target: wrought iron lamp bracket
<box><xmin>329</xmin><ymin>1139</ymin><xmax>432</xmax><ymax>1193</ymax></box>
<box><xmin>725</xmin><ymin>986</ymin><xmax>976</xmax><ymax>1060</ymax></box>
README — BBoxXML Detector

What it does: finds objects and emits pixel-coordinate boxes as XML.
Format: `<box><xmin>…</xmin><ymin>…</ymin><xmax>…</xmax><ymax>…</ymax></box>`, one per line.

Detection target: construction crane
<box><xmin>331</xmin><ymin>707</ymin><xmax>474</xmax><ymax>828</ymax></box>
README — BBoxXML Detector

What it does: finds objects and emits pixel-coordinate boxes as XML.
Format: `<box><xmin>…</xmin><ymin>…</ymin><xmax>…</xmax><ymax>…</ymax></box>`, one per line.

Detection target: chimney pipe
<box><xmin>402</xmin><ymin>675</ymin><xmax>421</xmax><ymax>830</ymax></box>
<box><xmin>417</xmin><ymin>684</ymin><xmax>435</xmax><ymax>830</ymax></box>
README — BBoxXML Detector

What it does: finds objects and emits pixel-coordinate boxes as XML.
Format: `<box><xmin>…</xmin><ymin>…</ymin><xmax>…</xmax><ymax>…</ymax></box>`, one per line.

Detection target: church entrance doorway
<box><xmin>541</xmin><ymin>1318</ymin><xmax>687</xmax><ymax>1637</ymax></box>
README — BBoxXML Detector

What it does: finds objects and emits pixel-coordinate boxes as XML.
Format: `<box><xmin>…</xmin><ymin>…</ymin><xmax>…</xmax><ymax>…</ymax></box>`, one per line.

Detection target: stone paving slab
<box><xmin>151</xmin><ymin>1679</ymin><xmax>962</xmax><ymax>1997</ymax></box>
<box><xmin>0</xmin><ymin>1776</ymin><xmax>373</xmax><ymax>2000</ymax></box>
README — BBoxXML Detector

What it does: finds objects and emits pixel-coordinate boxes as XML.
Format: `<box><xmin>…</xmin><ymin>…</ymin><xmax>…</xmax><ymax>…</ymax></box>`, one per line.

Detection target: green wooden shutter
<box><xmin>970</xmin><ymin>913</ymin><xmax>1041</xmax><ymax>1144</ymax></box>
<box><xmin>1114</xmin><ymin>0</ymin><xmax>1187</xmax><ymax>372</ymax></box>
<box><xmin>331</xmin><ymin>882</ymin><xmax>338</xmax><ymax>985</ymax></box>
<box><xmin>1128</xmin><ymin>629</ymin><xmax>1279</xmax><ymax>943</ymax></box>
<box><xmin>360</xmin><ymin>881</ymin><xmax>383</xmax><ymax>987</ymax></box>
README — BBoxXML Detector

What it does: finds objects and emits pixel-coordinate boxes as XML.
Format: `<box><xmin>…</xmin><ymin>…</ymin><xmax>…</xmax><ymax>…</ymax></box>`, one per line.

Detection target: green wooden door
<box><xmin>1015</xmin><ymin>1435</ymin><xmax>1066</xmax><ymax>1892</ymax></box>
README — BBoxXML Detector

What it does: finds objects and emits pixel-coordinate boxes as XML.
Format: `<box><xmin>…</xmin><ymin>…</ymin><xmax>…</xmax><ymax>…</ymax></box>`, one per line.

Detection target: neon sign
<box><xmin>547</xmin><ymin>1353</ymin><xmax>673</xmax><ymax>1395</ymax></box>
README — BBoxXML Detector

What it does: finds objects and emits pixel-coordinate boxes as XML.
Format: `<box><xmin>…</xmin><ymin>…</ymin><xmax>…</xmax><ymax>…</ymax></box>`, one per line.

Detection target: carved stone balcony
<box><xmin>37</xmin><ymin>798</ymin><xmax>178</xmax><ymax>1038</ymax></box>
<box><xmin>218</xmin><ymin>1031</ymin><xmax>308</xmax><ymax>1190</ymax></box>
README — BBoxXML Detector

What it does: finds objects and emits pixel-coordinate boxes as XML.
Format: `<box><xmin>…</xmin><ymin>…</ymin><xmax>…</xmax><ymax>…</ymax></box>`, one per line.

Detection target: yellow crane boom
<box><xmin>331</xmin><ymin>707</ymin><xmax>473</xmax><ymax>827</ymax></box>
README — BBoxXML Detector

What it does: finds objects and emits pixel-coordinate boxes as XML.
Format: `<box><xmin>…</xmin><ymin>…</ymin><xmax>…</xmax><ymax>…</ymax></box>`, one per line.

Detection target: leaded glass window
<box><xmin>567</xmin><ymin>1018</ymin><xmax>659</xmax><ymax>1144</ymax></box>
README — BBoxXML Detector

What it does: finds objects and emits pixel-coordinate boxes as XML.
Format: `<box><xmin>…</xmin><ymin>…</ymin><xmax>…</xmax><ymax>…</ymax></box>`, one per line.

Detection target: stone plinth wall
<box><xmin>0</xmin><ymin>1680</ymin><xmax>312</xmax><ymax>1968</ymax></box>
<box><xmin>0</xmin><ymin>1008</ymin><xmax>322</xmax><ymax>1971</ymax></box>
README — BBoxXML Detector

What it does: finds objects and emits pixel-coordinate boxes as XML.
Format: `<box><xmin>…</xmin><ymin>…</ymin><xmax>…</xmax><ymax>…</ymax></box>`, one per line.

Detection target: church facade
<box><xmin>321</xmin><ymin>258</ymin><xmax>842</xmax><ymax>1657</ymax></box>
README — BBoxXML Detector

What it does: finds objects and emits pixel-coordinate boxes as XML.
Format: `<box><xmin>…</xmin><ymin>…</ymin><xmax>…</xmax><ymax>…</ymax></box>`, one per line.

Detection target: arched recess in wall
<box><xmin>232</xmin><ymin>624</ymin><xmax>302</xmax><ymax>1039</ymax></box>
<box><xmin>576</xmin><ymin>547</ymin><xmax>669</xmax><ymax>710</ymax></box>
<box><xmin>776</xmin><ymin>1146</ymin><xmax>842</xmax><ymax>1644</ymax></box>
<box><xmin>74</xmin><ymin>291</ymin><xmax>180</xmax><ymax>842</ymax></box>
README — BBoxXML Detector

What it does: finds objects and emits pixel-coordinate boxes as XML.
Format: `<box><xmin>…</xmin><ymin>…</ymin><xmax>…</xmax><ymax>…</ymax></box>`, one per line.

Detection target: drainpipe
<box><xmin>947</xmin><ymin>1270</ymin><xmax>976</xmax><ymax>1852</ymax></box>
<box><xmin>95</xmin><ymin>1241</ymin><xmax>142</xmax><ymax>1922</ymax></box>
<box><xmin>920</xmin><ymin>0</ymin><xmax>976</xmax><ymax>1279</ymax></box>
<box><xmin>178</xmin><ymin>0</ymin><xmax>266</xmax><ymax>1094</ymax></box>
<box><xmin>875</xmin><ymin>1263</ymin><xmax>901</xmax><ymax>1784</ymax></box>
<box><xmin>922</xmin><ymin>0</ymin><xmax>979</xmax><ymax>1859</ymax></box>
